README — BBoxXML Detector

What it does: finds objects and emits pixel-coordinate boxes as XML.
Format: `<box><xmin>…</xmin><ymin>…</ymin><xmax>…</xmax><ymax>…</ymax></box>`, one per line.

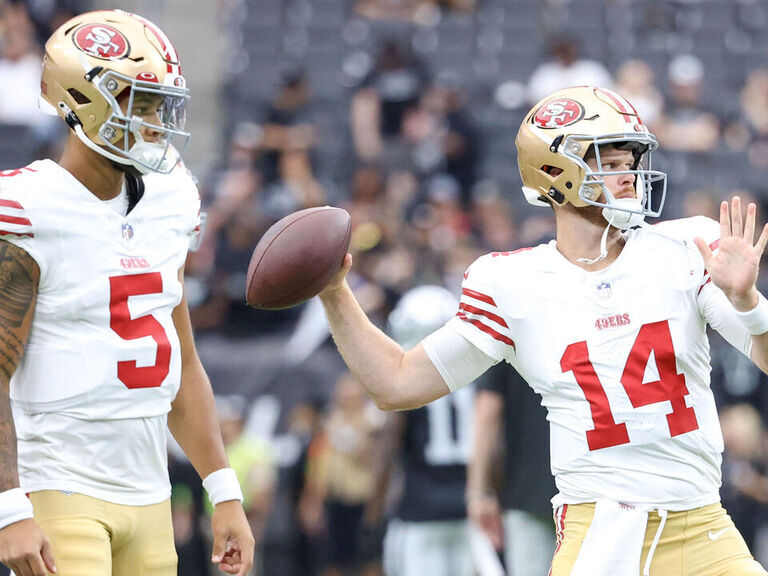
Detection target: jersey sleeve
<box><xmin>422</xmin><ymin>325</ymin><xmax>497</xmax><ymax>392</ymax></box>
<box><xmin>0</xmin><ymin>175</ymin><xmax>41</xmax><ymax>269</ymax></box>
<box><xmin>445</xmin><ymin>254</ymin><xmax>516</xmax><ymax>362</ymax></box>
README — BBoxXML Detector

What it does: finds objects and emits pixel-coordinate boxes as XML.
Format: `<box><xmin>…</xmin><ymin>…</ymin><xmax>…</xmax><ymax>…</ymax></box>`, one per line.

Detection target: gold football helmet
<box><xmin>40</xmin><ymin>10</ymin><xmax>190</xmax><ymax>174</ymax></box>
<box><xmin>516</xmin><ymin>86</ymin><xmax>666</xmax><ymax>229</ymax></box>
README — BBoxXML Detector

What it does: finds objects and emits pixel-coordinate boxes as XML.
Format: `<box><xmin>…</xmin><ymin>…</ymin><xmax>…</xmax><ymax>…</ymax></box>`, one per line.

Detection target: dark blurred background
<box><xmin>1</xmin><ymin>0</ymin><xmax>768</xmax><ymax>575</ymax></box>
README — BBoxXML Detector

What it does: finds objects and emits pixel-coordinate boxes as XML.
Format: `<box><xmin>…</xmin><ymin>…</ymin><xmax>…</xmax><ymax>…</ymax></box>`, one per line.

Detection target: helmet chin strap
<box><xmin>577</xmin><ymin>221</ymin><xmax>612</xmax><ymax>265</ymax></box>
<box><xmin>576</xmin><ymin>199</ymin><xmax>646</xmax><ymax>265</ymax></box>
<box><xmin>73</xmin><ymin>123</ymin><xmax>134</xmax><ymax>168</ymax></box>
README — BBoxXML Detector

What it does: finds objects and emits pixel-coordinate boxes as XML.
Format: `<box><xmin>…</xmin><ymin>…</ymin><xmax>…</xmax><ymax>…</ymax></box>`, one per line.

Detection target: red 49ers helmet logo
<box><xmin>533</xmin><ymin>98</ymin><xmax>585</xmax><ymax>129</ymax></box>
<box><xmin>73</xmin><ymin>24</ymin><xmax>130</xmax><ymax>60</ymax></box>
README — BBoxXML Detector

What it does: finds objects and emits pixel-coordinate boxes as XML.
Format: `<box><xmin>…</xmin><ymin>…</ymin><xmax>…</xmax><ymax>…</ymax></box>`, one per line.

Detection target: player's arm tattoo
<box><xmin>0</xmin><ymin>241</ymin><xmax>38</xmax><ymax>491</ymax></box>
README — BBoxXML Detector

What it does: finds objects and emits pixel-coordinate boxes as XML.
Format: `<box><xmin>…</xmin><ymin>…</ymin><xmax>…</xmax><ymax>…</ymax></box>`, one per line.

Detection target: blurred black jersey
<box><xmin>395</xmin><ymin>385</ymin><xmax>475</xmax><ymax>522</ymax></box>
<box><xmin>477</xmin><ymin>363</ymin><xmax>555</xmax><ymax>517</ymax></box>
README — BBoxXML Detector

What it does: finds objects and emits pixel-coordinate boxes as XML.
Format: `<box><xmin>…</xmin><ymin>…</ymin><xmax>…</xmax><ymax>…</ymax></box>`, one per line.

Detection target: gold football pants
<box><xmin>30</xmin><ymin>490</ymin><xmax>176</xmax><ymax>576</ymax></box>
<box><xmin>549</xmin><ymin>502</ymin><xmax>767</xmax><ymax>576</ymax></box>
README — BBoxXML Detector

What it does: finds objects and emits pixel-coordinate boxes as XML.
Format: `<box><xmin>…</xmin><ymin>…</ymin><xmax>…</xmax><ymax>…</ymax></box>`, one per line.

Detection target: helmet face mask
<box><xmin>97</xmin><ymin>70</ymin><xmax>189</xmax><ymax>174</ymax></box>
<box><xmin>516</xmin><ymin>87</ymin><xmax>668</xmax><ymax>228</ymax></box>
<box><xmin>41</xmin><ymin>10</ymin><xmax>190</xmax><ymax>174</ymax></box>
<box><xmin>564</xmin><ymin>134</ymin><xmax>667</xmax><ymax>228</ymax></box>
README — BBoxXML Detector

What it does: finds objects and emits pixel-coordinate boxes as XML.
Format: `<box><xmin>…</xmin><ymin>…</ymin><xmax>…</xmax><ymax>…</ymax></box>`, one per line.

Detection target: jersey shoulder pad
<box><xmin>652</xmin><ymin>216</ymin><xmax>719</xmax><ymax>246</ymax></box>
<box><xmin>460</xmin><ymin>247</ymin><xmax>542</xmax><ymax>320</ymax></box>
<box><xmin>463</xmin><ymin>246</ymin><xmax>540</xmax><ymax>284</ymax></box>
<box><xmin>143</xmin><ymin>164</ymin><xmax>201</xmax><ymax>220</ymax></box>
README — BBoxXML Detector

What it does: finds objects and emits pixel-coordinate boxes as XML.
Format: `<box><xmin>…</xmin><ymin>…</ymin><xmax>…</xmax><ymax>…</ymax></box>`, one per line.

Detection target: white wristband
<box><xmin>202</xmin><ymin>468</ymin><xmax>243</xmax><ymax>507</ymax></box>
<box><xmin>735</xmin><ymin>294</ymin><xmax>768</xmax><ymax>335</ymax></box>
<box><xmin>0</xmin><ymin>488</ymin><xmax>34</xmax><ymax>530</ymax></box>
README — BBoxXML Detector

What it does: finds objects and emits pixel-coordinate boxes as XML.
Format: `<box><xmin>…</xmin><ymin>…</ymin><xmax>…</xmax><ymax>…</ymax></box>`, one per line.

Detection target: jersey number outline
<box><xmin>560</xmin><ymin>320</ymin><xmax>699</xmax><ymax>451</ymax></box>
<box><xmin>424</xmin><ymin>386</ymin><xmax>474</xmax><ymax>465</ymax></box>
<box><xmin>109</xmin><ymin>272</ymin><xmax>171</xmax><ymax>389</ymax></box>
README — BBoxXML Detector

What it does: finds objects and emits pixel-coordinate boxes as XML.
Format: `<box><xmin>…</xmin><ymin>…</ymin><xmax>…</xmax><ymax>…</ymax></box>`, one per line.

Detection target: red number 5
<box><xmin>109</xmin><ymin>272</ymin><xmax>171</xmax><ymax>389</ymax></box>
<box><xmin>561</xmin><ymin>320</ymin><xmax>699</xmax><ymax>451</ymax></box>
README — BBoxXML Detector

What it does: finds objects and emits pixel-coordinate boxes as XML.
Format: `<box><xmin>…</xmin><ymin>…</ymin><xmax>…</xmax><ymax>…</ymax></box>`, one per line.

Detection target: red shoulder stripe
<box><xmin>457</xmin><ymin>312</ymin><xmax>515</xmax><ymax>349</ymax></box>
<box><xmin>462</xmin><ymin>288</ymin><xmax>498</xmax><ymax>307</ymax></box>
<box><xmin>0</xmin><ymin>214</ymin><xmax>31</xmax><ymax>227</ymax></box>
<box><xmin>459</xmin><ymin>302</ymin><xmax>509</xmax><ymax>329</ymax></box>
<box><xmin>0</xmin><ymin>199</ymin><xmax>24</xmax><ymax>210</ymax></box>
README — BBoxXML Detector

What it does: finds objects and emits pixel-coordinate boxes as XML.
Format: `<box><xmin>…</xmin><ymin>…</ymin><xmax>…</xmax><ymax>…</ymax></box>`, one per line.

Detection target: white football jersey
<box><xmin>444</xmin><ymin>217</ymin><xmax>750</xmax><ymax>511</ymax></box>
<box><xmin>0</xmin><ymin>160</ymin><xmax>200</xmax><ymax>505</ymax></box>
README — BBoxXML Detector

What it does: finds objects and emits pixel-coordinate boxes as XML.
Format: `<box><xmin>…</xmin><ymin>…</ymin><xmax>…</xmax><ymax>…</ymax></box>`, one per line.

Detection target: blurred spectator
<box><xmin>374</xmin><ymin>286</ymin><xmax>476</xmax><ymax>576</ymax></box>
<box><xmin>468</xmin><ymin>362</ymin><xmax>556</xmax><ymax>576</ymax></box>
<box><xmin>470</xmin><ymin>180</ymin><xmax>517</xmax><ymax>252</ymax></box>
<box><xmin>680</xmin><ymin>187</ymin><xmax>721</xmax><ymax>220</ymax></box>
<box><xmin>188</xmin><ymin>166</ymin><xmax>282</xmax><ymax>334</ymax></box>
<box><xmin>354</xmin><ymin>0</ymin><xmax>475</xmax><ymax>23</ymax></box>
<box><xmin>720</xmin><ymin>403</ymin><xmax>768</xmax><ymax>563</ymax></box>
<box><xmin>614</xmin><ymin>59</ymin><xmax>663</xmax><ymax>129</ymax></box>
<box><xmin>170</xmin><ymin>484</ymin><xmax>209</xmax><ymax>576</ymax></box>
<box><xmin>654</xmin><ymin>54</ymin><xmax>720</xmax><ymax>153</ymax></box>
<box><xmin>300</xmin><ymin>372</ymin><xmax>385</xmax><ymax>576</ymax></box>
<box><xmin>0</xmin><ymin>5</ymin><xmax>43</xmax><ymax>124</ymax></box>
<box><xmin>254</xmin><ymin>360</ymin><xmax>343</xmax><ymax>576</ymax></box>
<box><xmin>351</xmin><ymin>40</ymin><xmax>430</xmax><ymax>163</ymax></box>
<box><xmin>258</xmin><ymin>68</ymin><xmax>326</xmax><ymax>208</ymax></box>
<box><xmin>420</xmin><ymin>77</ymin><xmax>479</xmax><ymax>207</ymax></box>
<box><xmin>723</xmin><ymin>68</ymin><xmax>768</xmax><ymax>170</ymax></box>
<box><xmin>354</xmin><ymin>0</ymin><xmax>432</xmax><ymax>22</ymax></box>
<box><xmin>9</xmin><ymin>0</ymin><xmax>82</xmax><ymax>45</ymax></box>
<box><xmin>211</xmin><ymin>394</ymin><xmax>277</xmax><ymax>575</ymax></box>
<box><xmin>526</xmin><ymin>36</ymin><xmax>612</xmax><ymax>104</ymax></box>
<box><xmin>168</xmin><ymin>444</ymin><xmax>209</xmax><ymax>576</ymax></box>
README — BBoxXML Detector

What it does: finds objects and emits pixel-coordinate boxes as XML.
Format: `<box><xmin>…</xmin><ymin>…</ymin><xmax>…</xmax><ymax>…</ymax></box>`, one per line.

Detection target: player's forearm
<box><xmin>320</xmin><ymin>281</ymin><xmax>444</xmax><ymax>410</ymax></box>
<box><xmin>0</xmin><ymin>385</ymin><xmax>19</xmax><ymax>492</ymax></box>
<box><xmin>168</xmin><ymin>362</ymin><xmax>229</xmax><ymax>479</ymax></box>
<box><xmin>467</xmin><ymin>391</ymin><xmax>503</xmax><ymax>497</ymax></box>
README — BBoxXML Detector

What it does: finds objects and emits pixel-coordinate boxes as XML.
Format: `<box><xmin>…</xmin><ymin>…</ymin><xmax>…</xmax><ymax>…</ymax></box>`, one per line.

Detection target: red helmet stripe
<box><xmin>129</xmin><ymin>13</ymin><xmax>181</xmax><ymax>74</ymax></box>
<box><xmin>595</xmin><ymin>87</ymin><xmax>636</xmax><ymax>122</ymax></box>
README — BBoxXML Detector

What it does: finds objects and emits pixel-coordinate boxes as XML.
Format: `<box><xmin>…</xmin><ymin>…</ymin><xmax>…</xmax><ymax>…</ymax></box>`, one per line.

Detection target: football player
<box><xmin>0</xmin><ymin>10</ymin><xmax>254</xmax><ymax>576</ymax></box>
<box><xmin>376</xmin><ymin>286</ymin><xmax>475</xmax><ymax>576</ymax></box>
<box><xmin>318</xmin><ymin>86</ymin><xmax>768</xmax><ymax>575</ymax></box>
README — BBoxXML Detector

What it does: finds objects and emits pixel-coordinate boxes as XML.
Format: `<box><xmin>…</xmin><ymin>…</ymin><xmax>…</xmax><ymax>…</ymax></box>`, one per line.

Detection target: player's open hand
<box><xmin>210</xmin><ymin>500</ymin><xmax>255</xmax><ymax>576</ymax></box>
<box><xmin>694</xmin><ymin>196</ymin><xmax>768</xmax><ymax>311</ymax></box>
<box><xmin>0</xmin><ymin>518</ymin><xmax>57</xmax><ymax>576</ymax></box>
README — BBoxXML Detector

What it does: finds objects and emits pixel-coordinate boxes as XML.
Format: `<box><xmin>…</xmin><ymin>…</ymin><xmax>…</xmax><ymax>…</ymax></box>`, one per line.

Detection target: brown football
<box><xmin>246</xmin><ymin>206</ymin><xmax>351</xmax><ymax>309</ymax></box>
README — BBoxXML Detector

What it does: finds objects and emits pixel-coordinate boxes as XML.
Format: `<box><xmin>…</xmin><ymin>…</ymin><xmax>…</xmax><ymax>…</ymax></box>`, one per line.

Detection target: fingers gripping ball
<box><xmin>246</xmin><ymin>207</ymin><xmax>351</xmax><ymax>309</ymax></box>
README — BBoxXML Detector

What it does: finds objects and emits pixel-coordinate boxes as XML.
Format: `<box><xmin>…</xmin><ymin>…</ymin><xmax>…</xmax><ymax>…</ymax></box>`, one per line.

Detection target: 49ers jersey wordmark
<box><xmin>0</xmin><ymin>160</ymin><xmax>200</xmax><ymax>505</ymax></box>
<box><xmin>438</xmin><ymin>217</ymin><xmax>750</xmax><ymax>511</ymax></box>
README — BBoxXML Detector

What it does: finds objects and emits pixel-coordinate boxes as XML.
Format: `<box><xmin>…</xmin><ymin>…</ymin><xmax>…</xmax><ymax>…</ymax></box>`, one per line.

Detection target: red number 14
<box><xmin>560</xmin><ymin>320</ymin><xmax>699</xmax><ymax>451</ymax></box>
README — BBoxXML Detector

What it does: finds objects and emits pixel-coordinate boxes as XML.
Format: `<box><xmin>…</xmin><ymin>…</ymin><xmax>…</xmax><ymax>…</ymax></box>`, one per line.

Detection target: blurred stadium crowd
<box><xmin>2</xmin><ymin>0</ymin><xmax>768</xmax><ymax>575</ymax></box>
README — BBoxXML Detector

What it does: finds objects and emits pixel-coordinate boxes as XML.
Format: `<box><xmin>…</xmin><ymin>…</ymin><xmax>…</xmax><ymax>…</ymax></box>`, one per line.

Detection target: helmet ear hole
<box><xmin>67</xmin><ymin>89</ymin><xmax>90</xmax><ymax>105</ymax></box>
<box><xmin>540</xmin><ymin>165</ymin><xmax>564</xmax><ymax>177</ymax></box>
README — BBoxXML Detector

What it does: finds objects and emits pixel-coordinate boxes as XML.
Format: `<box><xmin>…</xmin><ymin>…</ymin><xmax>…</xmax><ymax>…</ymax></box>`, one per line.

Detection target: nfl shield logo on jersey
<box><xmin>122</xmin><ymin>222</ymin><xmax>134</xmax><ymax>241</ymax></box>
<box><xmin>597</xmin><ymin>281</ymin><xmax>611</xmax><ymax>299</ymax></box>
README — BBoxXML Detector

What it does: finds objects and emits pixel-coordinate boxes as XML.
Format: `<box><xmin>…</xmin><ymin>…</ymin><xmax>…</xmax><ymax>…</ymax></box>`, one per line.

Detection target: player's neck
<box><xmin>554</xmin><ymin>208</ymin><xmax>626</xmax><ymax>271</ymax></box>
<box><xmin>58</xmin><ymin>134</ymin><xmax>125</xmax><ymax>201</ymax></box>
